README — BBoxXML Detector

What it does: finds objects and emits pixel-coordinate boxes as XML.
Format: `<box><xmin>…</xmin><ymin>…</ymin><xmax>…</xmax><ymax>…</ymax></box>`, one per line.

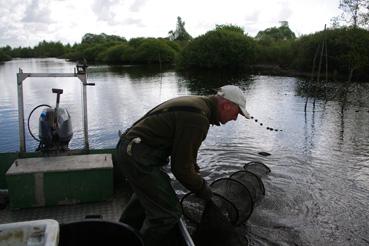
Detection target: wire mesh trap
<box><xmin>181</xmin><ymin>192</ymin><xmax>239</xmax><ymax>225</ymax></box>
<box><xmin>192</xmin><ymin>200</ymin><xmax>245</xmax><ymax>246</ymax></box>
<box><xmin>230</xmin><ymin>170</ymin><xmax>265</xmax><ymax>203</ymax></box>
<box><xmin>243</xmin><ymin>161</ymin><xmax>271</xmax><ymax>177</ymax></box>
<box><xmin>210</xmin><ymin>178</ymin><xmax>254</xmax><ymax>225</ymax></box>
<box><xmin>181</xmin><ymin>161</ymin><xmax>271</xmax><ymax>229</ymax></box>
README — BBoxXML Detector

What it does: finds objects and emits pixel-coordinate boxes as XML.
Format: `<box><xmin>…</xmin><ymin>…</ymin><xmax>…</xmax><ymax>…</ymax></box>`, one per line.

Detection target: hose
<box><xmin>27</xmin><ymin>104</ymin><xmax>51</xmax><ymax>142</ymax></box>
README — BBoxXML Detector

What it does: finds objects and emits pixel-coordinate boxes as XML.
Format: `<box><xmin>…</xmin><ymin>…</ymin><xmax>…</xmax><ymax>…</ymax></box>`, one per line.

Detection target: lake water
<box><xmin>1</xmin><ymin>58</ymin><xmax>369</xmax><ymax>245</ymax></box>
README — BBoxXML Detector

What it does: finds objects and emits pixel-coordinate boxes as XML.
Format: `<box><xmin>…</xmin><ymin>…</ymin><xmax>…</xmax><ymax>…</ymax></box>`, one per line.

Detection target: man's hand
<box><xmin>196</xmin><ymin>181</ymin><xmax>213</xmax><ymax>201</ymax></box>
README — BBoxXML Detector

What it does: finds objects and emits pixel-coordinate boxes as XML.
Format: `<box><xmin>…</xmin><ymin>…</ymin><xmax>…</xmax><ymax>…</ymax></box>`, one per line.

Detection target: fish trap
<box><xmin>243</xmin><ymin>161</ymin><xmax>271</xmax><ymax>177</ymax></box>
<box><xmin>181</xmin><ymin>192</ymin><xmax>239</xmax><ymax>225</ymax></box>
<box><xmin>210</xmin><ymin>178</ymin><xmax>254</xmax><ymax>225</ymax></box>
<box><xmin>181</xmin><ymin>161</ymin><xmax>270</xmax><ymax>226</ymax></box>
<box><xmin>230</xmin><ymin>170</ymin><xmax>265</xmax><ymax>203</ymax></box>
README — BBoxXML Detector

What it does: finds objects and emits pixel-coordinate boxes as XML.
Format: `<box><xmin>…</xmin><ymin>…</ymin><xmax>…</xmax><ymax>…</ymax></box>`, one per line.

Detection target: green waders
<box><xmin>116</xmin><ymin>136</ymin><xmax>182</xmax><ymax>246</ymax></box>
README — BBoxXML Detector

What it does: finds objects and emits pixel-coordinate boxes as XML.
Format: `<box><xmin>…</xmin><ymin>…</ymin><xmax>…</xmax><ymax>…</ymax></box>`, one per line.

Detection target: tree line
<box><xmin>1</xmin><ymin>0</ymin><xmax>368</xmax><ymax>82</ymax></box>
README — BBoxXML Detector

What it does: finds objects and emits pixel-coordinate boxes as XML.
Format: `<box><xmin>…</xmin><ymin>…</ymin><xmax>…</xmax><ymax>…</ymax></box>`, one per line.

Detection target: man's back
<box><xmin>126</xmin><ymin>95</ymin><xmax>219</xmax><ymax>150</ymax></box>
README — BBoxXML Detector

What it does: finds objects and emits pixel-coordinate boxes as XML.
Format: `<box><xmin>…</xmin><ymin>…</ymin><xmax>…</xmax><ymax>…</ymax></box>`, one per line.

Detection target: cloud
<box><xmin>129</xmin><ymin>0</ymin><xmax>147</xmax><ymax>12</ymax></box>
<box><xmin>92</xmin><ymin>0</ymin><xmax>118</xmax><ymax>22</ymax></box>
<box><xmin>0</xmin><ymin>1</ymin><xmax>28</xmax><ymax>46</ymax></box>
<box><xmin>90</xmin><ymin>0</ymin><xmax>148</xmax><ymax>28</ymax></box>
<box><xmin>123</xmin><ymin>18</ymin><xmax>145</xmax><ymax>27</ymax></box>
<box><xmin>21</xmin><ymin>0</ymin><xmax>53</xmax><ymax>24</ymax></box>
<box><xmin>277</xmin><ymin>1</ymin><xmax>293</xmax><ymax>22</ymax></box>
<box><xmin>245</xmin><ymin>10</ymin><xmax>261</xmax><ymax>23</ymax></box>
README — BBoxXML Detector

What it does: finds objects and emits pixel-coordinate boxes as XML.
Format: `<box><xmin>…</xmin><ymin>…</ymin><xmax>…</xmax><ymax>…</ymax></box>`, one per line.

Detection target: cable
<box><xmin>27</xmin><ymin>104</ymin><xmax>51</xmax><ymax>142</ymax></box>
<box><xmin>249</xmin><ymin>115</ymin><xmax>283</xmax><ymax>132</ymax></box>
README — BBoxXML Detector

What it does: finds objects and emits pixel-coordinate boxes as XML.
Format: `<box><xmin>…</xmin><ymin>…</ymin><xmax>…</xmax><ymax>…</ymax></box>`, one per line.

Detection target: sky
<box><xmin>0</xmin><ymin>0</ymin><xmax>342</xmax><ymax>48</ymax></box>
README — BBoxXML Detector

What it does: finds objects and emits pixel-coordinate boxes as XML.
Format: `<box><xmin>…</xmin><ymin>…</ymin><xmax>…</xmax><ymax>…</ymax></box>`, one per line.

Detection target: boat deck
<box><xmin>0</xmin><ymin>184</ymin><xmax>132</xmax><ymax>225</ymax></box>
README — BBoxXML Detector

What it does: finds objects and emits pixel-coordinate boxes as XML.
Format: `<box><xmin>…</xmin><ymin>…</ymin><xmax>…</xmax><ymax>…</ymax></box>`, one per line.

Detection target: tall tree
<box><xmin>332</xmin><ymin>0</ymin><xmax>369</xmax><ymax>28</ymax></box>
<box><xmin>255</xmin><ymin>21</ymin><xmax>296</xmax><ymax>42</ymax></box>
<box><xmin>168</xmin><ymin>17</ymin><xmax>192</xmax><ymax>41</ymax></box>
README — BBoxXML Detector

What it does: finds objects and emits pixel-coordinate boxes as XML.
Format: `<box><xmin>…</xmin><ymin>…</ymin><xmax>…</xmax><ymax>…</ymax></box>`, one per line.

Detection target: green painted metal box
<box><xmin>6</xmin><ymin>154</ymin><xmax>113</xmax><ymax>209</ymax></box>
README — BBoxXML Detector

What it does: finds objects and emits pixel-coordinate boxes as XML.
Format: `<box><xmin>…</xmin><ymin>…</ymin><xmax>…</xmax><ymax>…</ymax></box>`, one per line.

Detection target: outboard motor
<box><xmin>37</xmin><ymin>88</ymin><xmax>73</xmax><ymax>151</ymax></box>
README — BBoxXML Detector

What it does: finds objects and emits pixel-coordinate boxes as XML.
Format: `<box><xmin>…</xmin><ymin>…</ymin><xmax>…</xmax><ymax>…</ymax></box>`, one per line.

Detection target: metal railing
<box><xmin>17</xmin><ymin>64</ymin><xmax>94</xmax><ymax>153</ymax></box>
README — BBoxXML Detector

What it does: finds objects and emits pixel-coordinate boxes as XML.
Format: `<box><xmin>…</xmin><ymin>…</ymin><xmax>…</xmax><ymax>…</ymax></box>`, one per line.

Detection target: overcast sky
<box><xmin>0</xmin><ymin>0</ymin><xmax>341</xmax><ymax>48</ymax></box>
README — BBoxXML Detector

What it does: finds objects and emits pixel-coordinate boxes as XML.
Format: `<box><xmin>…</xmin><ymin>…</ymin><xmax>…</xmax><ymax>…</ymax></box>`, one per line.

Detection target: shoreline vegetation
<box><xmin>1</xmin><ymin>19</ymin><xmax>369</xmax><ymax>82</ymax></box>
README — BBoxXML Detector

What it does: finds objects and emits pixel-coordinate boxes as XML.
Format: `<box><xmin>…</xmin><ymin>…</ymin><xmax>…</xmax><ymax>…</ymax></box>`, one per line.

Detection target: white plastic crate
<box><xmin>0</xmin><ymin>219</ymin><xmax>59</xmax><ymax>246</ymax></box>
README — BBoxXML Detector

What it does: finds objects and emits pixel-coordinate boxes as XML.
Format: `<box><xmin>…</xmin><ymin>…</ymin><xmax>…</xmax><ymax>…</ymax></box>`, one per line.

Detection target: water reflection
<box><xmin>104</xmin><ymin>64</ymin><xmax>172</xmax><ymax>79</ymax></box>
<box><xmin>0</xmin><ymin>59</ymin><xmax>369</xmax><ymax>245</ymax></box>
<box><xmin>177</xmin><ymin>69</ymin><xmax>254</xmax><ymax>95</ymax></box>
<box><xmin>297</xmin><ymin>79</ymin><xmax>369</xmax><ymax>107</ymax></box>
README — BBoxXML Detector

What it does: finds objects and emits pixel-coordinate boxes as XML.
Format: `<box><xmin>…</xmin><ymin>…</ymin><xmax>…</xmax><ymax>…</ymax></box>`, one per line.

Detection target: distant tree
<box><xmin>82</xmin><ymin>43</ymin><xmax>111</xmax><ymax>62</ymax></box>
<box><xmin>163</xmin><ymin>39</ymin><xmax>181</xmax><ymax>52</ymax></box>
<box><xmin>0</xmin><ymin>50</ymin><xmax>11</xmax><ymax>62</ymax></box>
<box><xmin>11</xmin><ymin>47</ymin><xmax>35</xmax><ymax>58</ymax></box>
<box><xmin>168</xmin><ymin>17</ymin><xmax>192</xmax><ymax>41</ymax></box>
<box><xmin>33</xmin><ymin>41</ymin><xmax>66</xmax><ymax>57</ymax></box>
<box><xmin>64</xmin><ymin>33</ymin><xmax>127</xmax><ymax>62</ymax></box>
<box><xmin>179</xmin><ymin>27</ymin><xmax>256</xmax><ymax>69</ymax></box>
<box><xmin>0</xmin><ymin>45</ymin><xmax>12</xmax><ymax>61</ymax></box>
<box><xmin>255</xmin><ymin>21</ymin><xmax>296</xmax><ymax>43</ymax></box>
<box><xmin>134</xmin><ymin>39</ymin><xmax>178</xmax><ymax>64</ymax></box>
<box><xmin>1</xmin><ymin>45</ymin><xmax>12</xmax><ymax>54</ymax></box>
<box><xmin>98</xmin><ymin>44</ymin><xmax>134</xmax><ymax>64</ymax></box>
<box><xmin>255</xmin><ymin>39</ymin><xmax>296</xmax><ymax>67</ymax></box>
<box><xmin>293</xmin><ymin>27</ymin><xmax>369</xmax><ymax>81</ymax></box>
<box><xmin>331</xmin><ymin>0</ymin><xmax>369</xmax><ymax>28</ymax></box>
<box><xmin>254</xmin><ymin>22</ymin><xmax>297</xmax><ymax>66</ymax></box>
<box><xmin>81</xmin><ymin>33</ymin><xmax>126</xmax><ymax>45</ymax></box>
<box><xmin>215</xmin><ymin>24</ymin><xmax>245</xmax><ymax>35</ymax></box>
<box><xmin>128</xmin><ymin>37</ymin><xmax>146</xmax><ymax>48</ymax></box>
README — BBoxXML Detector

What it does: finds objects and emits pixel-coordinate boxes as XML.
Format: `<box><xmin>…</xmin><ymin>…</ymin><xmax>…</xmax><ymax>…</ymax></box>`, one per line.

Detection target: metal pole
<box><xmin>179</xmin><ymin>217</ymin><xmax>195</xmax><ymax>246</ymax></box>
<box><xmin>82</xmin><ymin>84</ymin><xmax>89</xmax><ymax>150</ymax></box>
<box><xmin>78</xmin><ymin>73</ymin><xmax>89</xmax><ymax>150</ymax></box>
<box><xmin>17</xmin><ymin>70</ymin><xmax>26</xmax><ymax>153</ymax></box>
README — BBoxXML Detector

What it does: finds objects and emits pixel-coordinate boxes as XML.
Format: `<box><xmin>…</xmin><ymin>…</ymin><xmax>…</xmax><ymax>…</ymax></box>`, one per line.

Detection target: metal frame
<box><xmin>17</xmin><ymin>64</ymin><xmax>94</xmax><ymax>153</ymax></box>
<box><xmin>179</xmin><ymin>217</ymin><xmax>195</xmax><ymax>246</ymax></box>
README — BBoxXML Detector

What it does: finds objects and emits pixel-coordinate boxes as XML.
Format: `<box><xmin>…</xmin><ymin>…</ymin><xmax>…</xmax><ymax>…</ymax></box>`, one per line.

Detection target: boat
<box><xmin>0</xmin><ymin>63</ymin><xmax>195</xmax><ymax>246</ymax></box>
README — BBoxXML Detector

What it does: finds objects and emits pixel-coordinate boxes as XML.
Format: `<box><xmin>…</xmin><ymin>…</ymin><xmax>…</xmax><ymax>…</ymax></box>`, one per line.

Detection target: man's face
<box><xmin>219</xmin><ymin>101</ymin><xmax>240</xmax><ymax>124</ymax></box>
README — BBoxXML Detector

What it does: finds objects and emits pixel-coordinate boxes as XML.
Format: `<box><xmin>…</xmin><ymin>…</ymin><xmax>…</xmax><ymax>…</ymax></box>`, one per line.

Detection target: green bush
<box><xmin>128</xmin><ymin>38</ymin><xmax>146</xmax><ymax>48</ymax></box>
<box><xmin>63</xmin><ymin>50</ymin><xmax>83</xmax><ymax>61</ymax></box>
<box><xmin>98</xmin><ymin>44</ymin><xmax>135</xmax><ymax>64</ymax></box>
<box><xmin>255</xmin><ymin>40</ymin><xmax>296</xmax><ymax>67</ymax></box>
<box><xmin>179</xmin><ymin>27</ymin><xmax>256</xmax><ymax>69</ymax></box>
<box><xmin>164</xmin><ymin>40</ymin><xmax>182</xmax><ymax>53</ymax></box>
<box><xmin>10</xmin><ymin>47</ymin><xmax>35</xmax><ymax>58</ymax></box>
<box><xmin>292</xmin><ymin>27</ymin><xmax>369</xmax><ymax>80</ymax></box>
<box><xmin>0</xmin><ymin>50</ymin><xmax>11</xmax><ymax>62</ymax></box>
<box><xmin>82</xmin><ymin>43</ymin><xmax>112</xmax><ymax>63</ymax></box>
<box><xmin>134</xmin><ymin>39</ymin><xmax>178</xmax><ymax>64</ymax></box>
<box><xmin>81</xmin><ymin>33</ymin><xmax>126</xmax><ymax>45</ymax></box>
<box><xmin>255</xmin><ymin>24</ymin><xmax>296</xmax><ymax>42</ymax></box>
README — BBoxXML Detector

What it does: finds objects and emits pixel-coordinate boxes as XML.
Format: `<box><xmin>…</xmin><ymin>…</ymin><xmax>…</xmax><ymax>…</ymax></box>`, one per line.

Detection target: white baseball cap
<box><xmin>217</xmin><ymin>85</ymin><xmax>251</xmax><ymax>119</ymax></box>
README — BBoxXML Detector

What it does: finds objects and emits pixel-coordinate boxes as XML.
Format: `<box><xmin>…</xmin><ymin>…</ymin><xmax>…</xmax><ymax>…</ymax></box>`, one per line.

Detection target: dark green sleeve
<box><xmin>170</xmin><ymin>115</ymin><xmax>209</xmax><ymax>193</ymax></box>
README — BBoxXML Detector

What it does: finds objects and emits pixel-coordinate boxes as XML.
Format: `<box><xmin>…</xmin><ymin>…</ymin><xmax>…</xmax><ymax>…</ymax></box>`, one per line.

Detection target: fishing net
<box><xmin>243</xmin><ymin>161</ymin><xmax>271</xmax><ymax>177</ymax></box>
<box><xmin>230</xmin><ymin>170</ymin><xmax>265</xmax><ymax>203</ymax></box>
<box><xmin>210</xmin><ymin>178</ymin><xmax>253</xmax><ymax>225</ymax></box>
<box><xmin>181</xmin><ymin>192</ymin><xmax>239</xmax><ymax>225</ymax></box>
<box><xmin>193</xmin><ymin>200</ymin><xmax>245</xmax><ymax>246</ymax></box>
<box><xmin>180</xmin><ymin>161</ymin><xmax>270</xmax><ymax>229</ymax></box>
